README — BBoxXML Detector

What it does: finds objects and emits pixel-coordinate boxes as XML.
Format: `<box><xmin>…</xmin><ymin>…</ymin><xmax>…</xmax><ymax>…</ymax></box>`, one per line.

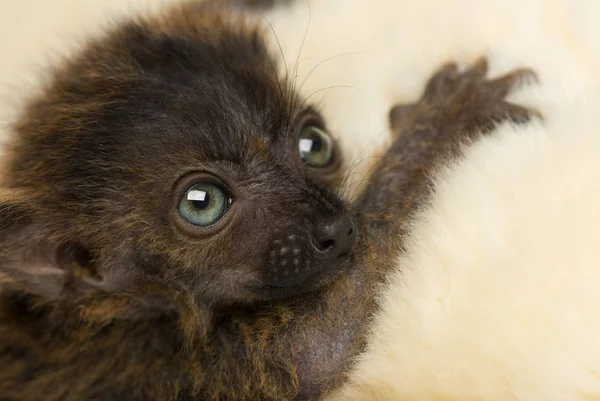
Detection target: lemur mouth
<box><xmin>259</xmin><ymin>256</ymin><xmax>353</xmax><ymax>301</ymax></box>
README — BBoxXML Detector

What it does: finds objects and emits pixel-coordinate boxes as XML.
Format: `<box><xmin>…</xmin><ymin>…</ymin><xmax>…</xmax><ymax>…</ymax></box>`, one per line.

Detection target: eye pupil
<box><xmin>187</xmin><ymin>190</ymin><xmax>210</xmax><ymax>210</ymax></box>
<box><xmin>191</xmin><ymin>197</ymin><xmax>209</xmax><ymax>210</ymax></box>
<box><xmin>311</xmin><ymin>140</ymin><xmax>322</xmax><ymax>152</ymax></box>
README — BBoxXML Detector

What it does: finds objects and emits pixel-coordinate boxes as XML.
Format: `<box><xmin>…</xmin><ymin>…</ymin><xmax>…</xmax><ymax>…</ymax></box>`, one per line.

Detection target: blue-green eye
<box><xmin>298</xmin><ymin>126</ymin><xmax>333</xmax><ymax>168</ymax></box>
<box><xmin>178</xmin><ymin>183</ymin><xmax>230</xmax><ymax>227</ymax></box>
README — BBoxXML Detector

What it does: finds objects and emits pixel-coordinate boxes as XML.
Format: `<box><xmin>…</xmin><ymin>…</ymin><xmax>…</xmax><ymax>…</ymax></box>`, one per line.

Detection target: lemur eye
<box><xmin>298</xmin><ymin>126</ymin><xmax>333</xmax><ymax>168</ymax></box>
<box><xmin>178</xmin><ymin>183</ymin><xmax>230</xmax><ymax>227</ymax></box>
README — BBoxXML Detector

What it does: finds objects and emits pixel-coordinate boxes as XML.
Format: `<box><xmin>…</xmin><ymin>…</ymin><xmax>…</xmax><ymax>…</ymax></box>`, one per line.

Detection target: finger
<box><xmin>423</xmin><ymin>62</ymin><xmax>459</xmax><ymax>98</ymax></box>
<box><xmin>462</xmin><ymin>57</ymin><xmax>488</xmax><ymax>83</ymax></box>
<box><xmin>485</xmin><ymin>68</ymin><xmax>539</xmax><ymax>98</ymax></box>
<box><xmin>491</xmin><ymin>102</ymin><xmax>543</xmax><ymax>125</ymax></box>
<box><xmin>389</xmin><ymin>104</ymin><xmax>415</xmax><ymax>135</ymax></box>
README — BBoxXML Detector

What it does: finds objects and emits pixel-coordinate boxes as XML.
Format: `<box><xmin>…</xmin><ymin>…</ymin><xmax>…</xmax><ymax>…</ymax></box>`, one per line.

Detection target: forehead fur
<box><xmin>7</xmin><ymin>4</ymin><xmax>296</xmax><ymax>193</ymax></box>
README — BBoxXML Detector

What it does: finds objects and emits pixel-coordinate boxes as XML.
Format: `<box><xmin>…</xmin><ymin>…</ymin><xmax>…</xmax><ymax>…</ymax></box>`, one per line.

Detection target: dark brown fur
<box><xmin>0</xmin><ymin>3</ymin><xmax>539</xmax><ymax>400</ymax></box>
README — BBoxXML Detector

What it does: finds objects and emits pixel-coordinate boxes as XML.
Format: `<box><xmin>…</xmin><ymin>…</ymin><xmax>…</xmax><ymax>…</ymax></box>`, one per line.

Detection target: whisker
<box><xmin>336</xmin><ymin>155</ymin><xmax>384</xmax><ymax>200</ymax></box>
<box><xmin>292</xmin><ymin>0</ymin><xmax>312</xmax><ymax>85</ymax></box>
<box><xmin>262</xmin><ymin>16</ymin><xmax>294</xmax><ymax>130</ymax></box>
<box><xmin>351</xmin><ymin>179</ymin><xmax>398</xmax><ymax>211</ymax></box>
<box><xmin>298</xmin><ymin>85</ymin><xmax>365</xmax><ymax>111</ymax></box>
<box><xmin>262</xmin><ymin>17</ymin><xmax>289</xmax><ymax>82</ymax></box>
<box><xmin>346</xmin><ymin>156</ymin><xmax>386</xmax><ymax>203</ymax></box>
<box><xmin>287</xmin><ymin>0</ymin><xmax>313</xmax><ymax>125</ymax></box>
<box><xmin>263</xmin><ymin>37</ymin><xmax>287</xmax><ymax>114</ymax></box>
<box><xmin>298</xmin><ymin>51</ymin><xmax>367</xmax><ymax>96</ymax></box>
<box><xmin>289</xmin><ymin>56</ymin><xmax>309</xmax><ymax>110</ymax></box>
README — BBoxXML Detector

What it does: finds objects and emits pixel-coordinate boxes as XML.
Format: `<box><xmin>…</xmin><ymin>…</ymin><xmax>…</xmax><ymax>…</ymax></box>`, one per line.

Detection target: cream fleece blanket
<box><xmin>2</xmin><ymin>1</ymin><xmax>600</xmax><ymax>400</ymax></box>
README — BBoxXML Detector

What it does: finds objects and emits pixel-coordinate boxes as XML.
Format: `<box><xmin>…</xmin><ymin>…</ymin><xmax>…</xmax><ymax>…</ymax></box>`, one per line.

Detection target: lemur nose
<box><xmin>311</xmin><ymin>214</ymin><xmax>356</xmax><ymax>258</ymax></box>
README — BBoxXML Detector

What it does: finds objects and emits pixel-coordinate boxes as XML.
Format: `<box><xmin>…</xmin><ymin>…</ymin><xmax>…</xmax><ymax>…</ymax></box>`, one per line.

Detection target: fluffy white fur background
<box><xmin>2</xmin><ymin>1</ymin><xmax>600</xmax><ymax>400</ymax></box>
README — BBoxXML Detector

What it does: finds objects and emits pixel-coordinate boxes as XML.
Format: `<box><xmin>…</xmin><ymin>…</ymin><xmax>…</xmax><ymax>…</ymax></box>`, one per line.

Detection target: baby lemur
<box><xmin>0</xmin><ymin>2</ymin><xmax>538</xmax><ymax>400</ymax></box>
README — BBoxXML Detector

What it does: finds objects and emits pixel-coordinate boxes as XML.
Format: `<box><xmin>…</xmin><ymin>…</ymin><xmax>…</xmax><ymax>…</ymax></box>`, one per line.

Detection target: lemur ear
<box><xmin>0</xmin><ymin>191</ymin><xmax>136</xmax><ymax>300</ymax></box>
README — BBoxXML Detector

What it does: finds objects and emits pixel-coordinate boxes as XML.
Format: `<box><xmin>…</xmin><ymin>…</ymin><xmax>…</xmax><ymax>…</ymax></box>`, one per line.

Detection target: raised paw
<box><xmin>390</xmin><ymin>57</ymin><xmax>541</xmax><ymax>135</ymax></box>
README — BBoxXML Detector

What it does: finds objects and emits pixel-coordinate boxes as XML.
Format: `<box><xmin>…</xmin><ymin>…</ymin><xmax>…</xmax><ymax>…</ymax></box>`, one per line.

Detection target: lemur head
<box><xmin>0</xmin><ymin>6</ymin><xmax>355</xmax><ymax>310</ymax></box>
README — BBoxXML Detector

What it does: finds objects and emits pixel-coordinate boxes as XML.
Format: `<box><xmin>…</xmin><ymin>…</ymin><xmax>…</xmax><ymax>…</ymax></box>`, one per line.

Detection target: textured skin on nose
<box><xmin>265</xmin><ymin>230</ymin><xmax>314</xmax><ymax>287</ymax></box>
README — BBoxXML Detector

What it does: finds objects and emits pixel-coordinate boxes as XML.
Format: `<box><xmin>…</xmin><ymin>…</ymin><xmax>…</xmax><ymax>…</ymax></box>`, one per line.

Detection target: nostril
<box><xmin>311</xmin><ymin>214</ymin><xmax>356</xmax><ymax>257</ymax></box>
<box><xmin>317</xmin><ymin>239</ymin><xmax>336</xmax><ymax>252</ymax></box>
